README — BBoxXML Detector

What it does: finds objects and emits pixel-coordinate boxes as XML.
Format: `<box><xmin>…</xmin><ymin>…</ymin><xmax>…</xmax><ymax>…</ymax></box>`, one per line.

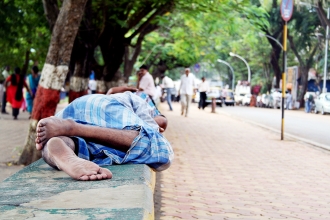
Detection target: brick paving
<box><xmin>155</xmin><ymin>102</ymin><xmax>330</xmax><ymax>219</ymax></box>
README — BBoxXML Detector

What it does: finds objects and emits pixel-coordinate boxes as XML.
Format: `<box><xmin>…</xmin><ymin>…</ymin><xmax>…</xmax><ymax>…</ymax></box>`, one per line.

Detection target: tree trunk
<box><xmin>297</xmin><ymin>66</ymin><xmax>309</xmax><ymax>104</ymax></box>
<box><xmin>18</xmin><ymin>0</ymin><xmax>88</xmax><ymax>165</ymax></box>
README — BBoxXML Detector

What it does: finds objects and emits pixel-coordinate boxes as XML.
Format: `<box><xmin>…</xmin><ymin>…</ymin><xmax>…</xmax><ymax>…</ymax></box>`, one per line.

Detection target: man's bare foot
<box><xmin>36</xmin><ymin>116</ymin><xmax>75</xmax><ymax>150</ymax></box>
<box><xmin>46</xmin><ymin>137</ymin><xmax>112</xmax><ymax>181</ymax></box>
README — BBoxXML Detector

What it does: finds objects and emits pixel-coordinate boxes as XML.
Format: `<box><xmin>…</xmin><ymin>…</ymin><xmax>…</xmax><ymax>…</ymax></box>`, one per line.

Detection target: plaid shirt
<box><xmin>55</xmin><ymin>92</ymin><xmax>173</xmax><ymax>171</ymax></box>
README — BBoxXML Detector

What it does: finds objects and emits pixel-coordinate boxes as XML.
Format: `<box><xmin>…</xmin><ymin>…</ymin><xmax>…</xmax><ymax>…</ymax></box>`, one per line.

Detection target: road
<box><xmin>216</xmin><ymin>104</ymin><xmax>330</xmax><ymax>148</ymax></box>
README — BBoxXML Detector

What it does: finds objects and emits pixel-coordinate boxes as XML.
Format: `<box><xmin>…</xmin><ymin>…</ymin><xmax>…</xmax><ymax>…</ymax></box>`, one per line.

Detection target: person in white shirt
<box><xmin>88</xmin><ymin>79</ymin><xmax>97</xmax><ymax>94</ymax></box>
<box><xmin>161</xmin><ymin>74</ymin><xmax>174</xmax><ymax>111</ymax></box>
<box><xmin>1</xmin><ymin>66</ymin><xmax>10</xmax><ymax>114</ymax></box>
<box><xmin>198</xmin><ymin>77</ymin><xmax>209</xmax><ymax>110</ymax></box>
<box><xmin>256</xmin><ymin>93</ymin><xmax>262</xmax><ymax>107</ymax></box>
<box><xmin>178</xmin><ymin>68</ymin><xmax>196</xmax><ymax>117</ymax></box>
<box><xmin>138</xmin><ymin>65</ymin><xmax>156</xmax><ymax>100</ymax></box>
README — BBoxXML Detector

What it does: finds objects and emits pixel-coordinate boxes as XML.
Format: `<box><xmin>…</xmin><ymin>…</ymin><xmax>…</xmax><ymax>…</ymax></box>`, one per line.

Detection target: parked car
<box><xmin>314</xmin><ymin>93</ymin><xmax>330</xmax><ymax>115</ymax></box>
<box><xmin>205</xmin><ymin>86</ymin><xmax>223</xmax><ymax>107</ymax></box>
<box><xmin>234</xmin><ymin>93</ymin><xmax>246</xmax><ymax>105</ymax></box>
<box><xmin>222</xmin><ymin>90</ymin><xmax>235</xmax><ymax>106</ymax></box>
<box><xmin>271</xmin><ymin>90</ymin><xmax>288</xmax><ymax>109</ymax></box>
<box><xmin>242</xmin><ymin>94</ymin><xmax>252</xmax><ymax>106</ymax></box>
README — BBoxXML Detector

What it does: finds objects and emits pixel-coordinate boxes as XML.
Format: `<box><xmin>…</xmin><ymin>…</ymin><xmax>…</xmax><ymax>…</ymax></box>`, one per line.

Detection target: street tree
<box><xmin>19</xmin><ymin>0</ymin><xmax>88</xmax><ymax>165</ymax></box>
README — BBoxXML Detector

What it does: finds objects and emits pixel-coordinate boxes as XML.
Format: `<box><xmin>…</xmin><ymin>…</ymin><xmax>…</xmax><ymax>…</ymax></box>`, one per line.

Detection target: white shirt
<box><xmin>139</xmin><ymin>72</ymin><xmax>156</xmax><ymax>97</ymax></box>
<box><xmin>180</xmin><ymin>73</ymin><xmax>196</xmax><ymax>95</ymax></box>
<box><xmin>198</xmin><ymin>81</ymin><xmax>209</xmax><ymax>92</ymax></box>
<box><xmin>162</xmin><ymin>76</ymin><xmax>174</xmax><ymax>88</ymax></box>
<box><xmin>2</xmin><ymin>70</ymin><xmax>9</xmax><ymax>79</ymax></box>
<box><xmin>88</xmin><ymin>79</ymin><xmax>97</xmax><ymax>91</ymax></box>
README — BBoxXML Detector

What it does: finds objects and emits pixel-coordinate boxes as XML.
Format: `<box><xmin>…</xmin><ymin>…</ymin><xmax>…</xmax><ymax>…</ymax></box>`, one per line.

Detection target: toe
<box><xmin>79</xmin><ymin>175</ymin><xmax>89</xmax><ymax>181</ymax></box>
<box><xmin>37</xmin><ymin>131</ymin><xmax>46</xmax><ymax>137</ymax></box>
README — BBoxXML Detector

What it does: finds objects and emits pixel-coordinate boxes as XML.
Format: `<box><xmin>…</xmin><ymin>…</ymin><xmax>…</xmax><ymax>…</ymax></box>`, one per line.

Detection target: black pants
<box><xmin>199</xmin><ymin>92</ymin><xmax>207</xmax><ymax>109</ymax></box>
<box><xmin>1</xmin><ymin>91</ymin><xmax>7</xmax><ymax>113</ymax></box>
<box><xmin>12</xmin><ymin>108</ymin><xmax>19</xmax><ymax>118</ymax></box>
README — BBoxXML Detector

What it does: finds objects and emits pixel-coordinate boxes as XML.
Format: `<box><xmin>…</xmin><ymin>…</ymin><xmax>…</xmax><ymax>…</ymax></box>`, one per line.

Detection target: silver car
<box><xmin>314</xmin><ymin>93</ymin><xmax>330</xmax><ymax>115</ymax></box>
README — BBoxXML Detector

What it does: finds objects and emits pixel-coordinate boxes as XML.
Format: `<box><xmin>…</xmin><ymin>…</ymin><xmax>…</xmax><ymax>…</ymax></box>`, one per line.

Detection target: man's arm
<box><xmin>106</xmin><ymin>86</ymin><xmax>138</xmax><ymax>95</ymax></box>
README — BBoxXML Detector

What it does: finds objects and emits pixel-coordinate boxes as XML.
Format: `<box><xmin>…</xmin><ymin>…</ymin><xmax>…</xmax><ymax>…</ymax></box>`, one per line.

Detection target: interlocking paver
<box><xmin>154</xmin><ymin>102</ymin><xmax>330</xmax><ymax>219</ymax></box>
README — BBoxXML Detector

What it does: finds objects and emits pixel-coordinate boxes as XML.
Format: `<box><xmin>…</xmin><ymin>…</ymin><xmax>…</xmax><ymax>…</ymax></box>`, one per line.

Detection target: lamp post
<box><xmin>140</xmin><ymin>45</ymin><xmax>161</xmax><ymax>65</ymax></box>
<box><xmin>258</xmin><ymin>32</ymin><xmax>286</xmax><ymax>90</ymax></box>
<box><xmin>323</xmin><ymin>8</ymin><xmax>329</xmax><ymax>93</ymax></box>
<box><xmin>229</xmin><ymin>52</ymin><xmax>251</xmax><ymax>83</ymax></box>
<box><xmin>258</xmin><ymin>33</ymin><xmax>283</xmax><ymax>50</ymax></box>
<box><xmin>217</xmin><ymin>59</ymin><xmax>235</xmax><ymax>90</ymax></box>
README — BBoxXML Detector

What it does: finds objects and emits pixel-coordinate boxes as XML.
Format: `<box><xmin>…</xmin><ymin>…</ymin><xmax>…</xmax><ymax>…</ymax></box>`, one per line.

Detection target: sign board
<box><xmin>280</xmin><ymin>0</ymin><xmax>294</xmax><ymax>21</ymax></box>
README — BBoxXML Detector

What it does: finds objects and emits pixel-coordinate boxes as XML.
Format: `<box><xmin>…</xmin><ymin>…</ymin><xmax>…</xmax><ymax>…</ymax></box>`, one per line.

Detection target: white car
<box><xmin>314</xmin><ymin>93</ymin><xmax>330</xmax><ymax>115</ymax></box>
<box><xmin>234</xmin><ymin>93</ymin><xmax>246</xmax><ymax>105</ymax></box>
<box><xmin>242</xmin><ymin>94</ymin><xmax>252</xmax><ymax>106</ymax></box>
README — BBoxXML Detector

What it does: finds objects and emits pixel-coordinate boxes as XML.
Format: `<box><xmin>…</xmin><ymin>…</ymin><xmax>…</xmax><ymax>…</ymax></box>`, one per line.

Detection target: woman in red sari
<box><xmin>4</xmin><ymin>67</ymin><xmax>33</xmax><ymax>119</ymax></box>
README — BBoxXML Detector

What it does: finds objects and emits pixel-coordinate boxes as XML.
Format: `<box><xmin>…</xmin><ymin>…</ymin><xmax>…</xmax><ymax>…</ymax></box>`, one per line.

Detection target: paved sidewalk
<box><xmin>155</xmin><ymin>102</ymin><xmax>330</xmax><ymax>219</ymax></box>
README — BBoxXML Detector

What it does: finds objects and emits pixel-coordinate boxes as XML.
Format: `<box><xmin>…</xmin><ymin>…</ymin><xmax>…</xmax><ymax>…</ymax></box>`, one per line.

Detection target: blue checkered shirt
<box><xmin>55</xmin><ymin>92</ymin><xmax>173</xmax><ymax>171</ymax></box>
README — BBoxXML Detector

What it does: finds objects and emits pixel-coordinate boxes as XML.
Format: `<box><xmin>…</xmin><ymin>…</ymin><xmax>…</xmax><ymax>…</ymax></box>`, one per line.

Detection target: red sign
<box><xmin>281</xmin><ymin>0</ymin><xmax>294</xmax><ymax>21</ymax></box>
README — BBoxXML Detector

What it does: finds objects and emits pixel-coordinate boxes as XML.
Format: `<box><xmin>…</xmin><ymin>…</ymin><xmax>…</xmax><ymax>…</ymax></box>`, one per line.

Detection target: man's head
<box><xmin>160</xmin><ymin>74</ymin><xmax>165</xmax><ymax>79</ymax></box>
<box><xmin>139</xmin><ymin>65</ymin><xmax>148</xmax><ymax>75</ymax></box>
<box><xmin>5</xmin><ymin>66</ymin><xmax>10</xmax><ymax>71</ymax></box>
<box><xmin>201</xmin><ymin>77</ymin><xmax>205</xmax><ymax>82</ymax></box>
<box><xmin>154</xmin><ymin>115</ymin><xmax>168</xmax><ymax>133</ymax></box>
<box><xmin>184</xmin><ymin>68</ymin><xmax>190</xmax><ymax>76</ymax></box>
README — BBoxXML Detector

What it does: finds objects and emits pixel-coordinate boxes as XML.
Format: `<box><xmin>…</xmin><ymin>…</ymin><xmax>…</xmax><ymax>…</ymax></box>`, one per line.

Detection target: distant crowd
<box><xmin>0</xmin><ymin>66</ymin><xmax>40</xmax><ymax>120</ymax></box>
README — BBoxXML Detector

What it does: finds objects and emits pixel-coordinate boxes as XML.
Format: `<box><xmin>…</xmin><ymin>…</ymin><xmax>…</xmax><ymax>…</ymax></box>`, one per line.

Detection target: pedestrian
<box><xmin>35</xmin><ymin>90</ymin><xmax>174</xmax><ymax>181</ymax></box>
<box><xmin>198</xmin><ymin>77</ymin><xmax>209</xmax><ymax>110</ymax></box>
<box><xmin>26</xmin><ymin>66</ymin><xmax>40</xmax><ymax>115</ymax></box>
<box><xmin>88</xmin><ymin>78</ymin><xmax>97</xmax><ymax>94</ymax></box>
<box><xmin>137</xmin><ymin>65</ymin><xmax>156</xmax><ymax>101</ymax></box>
<box><xmin>286</xmin><ymin>90</ymin><xmax>292</xmax><ymax>110</ymax></box>
<box><xmin>4</xmin><ymin>67</ymin><xmax>33</xmax><ymax>119</ymax></box>
<box><xmin>178</xmin><ymin>68</ymin><xmax>196</xmax><ymax>117</ymax></box>
<box><xmin>160</xmin><ymin>74</ymin><xmax>174</xmax><ymax>111</ymax></box>
<box><xmin>304</xmin><ymin>92</ymin><xmax>311</xmax><ymax>113</ymax></box>
<box><xmin>1</xmin><ymin>66</ymin><xmax>10</xmax><ymax>114</ymax></box>
<box><xmin>256</xmin><ymin>93</ymin><xmax>262</xmax><ymax>107</ymax></box>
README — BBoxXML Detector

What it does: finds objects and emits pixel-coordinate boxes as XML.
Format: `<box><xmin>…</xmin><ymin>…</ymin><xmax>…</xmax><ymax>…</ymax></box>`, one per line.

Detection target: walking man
<box><xmin>179</xmin><ymin>68</ymin><xmax>196</xmax><ymax>117</ymax></box>
<box><xmin>161</xmin><ymin>74</ymin><xmax>174</xmax><ymax>111</ymax></box>
<box><xmin>198</xmin><ymin>77</ymin><xmax>209</xmax><ymax>110</ymax></box>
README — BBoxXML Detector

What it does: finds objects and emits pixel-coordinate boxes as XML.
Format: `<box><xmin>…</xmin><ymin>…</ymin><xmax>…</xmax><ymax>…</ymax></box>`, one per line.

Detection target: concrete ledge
<box><xmin>0</xmin><ymin>159</ymin><xmax>155</xmax><ymax>220</ymax></box>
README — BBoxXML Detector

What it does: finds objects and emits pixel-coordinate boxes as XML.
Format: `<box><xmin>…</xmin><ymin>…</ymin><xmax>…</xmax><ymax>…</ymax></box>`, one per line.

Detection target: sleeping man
<box><xmin>35</xmin><ymin>89</ymin><xmax>174</xmax><ymax>181</ymax></box>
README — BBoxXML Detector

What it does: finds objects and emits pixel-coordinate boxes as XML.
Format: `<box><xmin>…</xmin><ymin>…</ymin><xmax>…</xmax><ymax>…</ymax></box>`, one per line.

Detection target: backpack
<box><xmin>308</xmin><ymin>94</ymin><xmax>314</xmax><ymax>102</ymax></box>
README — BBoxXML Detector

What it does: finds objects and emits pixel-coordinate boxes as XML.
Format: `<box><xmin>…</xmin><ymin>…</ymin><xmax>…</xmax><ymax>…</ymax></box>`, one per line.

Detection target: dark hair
<box><xmin>13</xmin><ymin>67</ymin><xmax>25</xmax><ymax>101</ymax></box>
<box><xmin>160</xmin><ymin>74</ymin><xmax>165</xmax><ymax>79</ymax></box>
<box><xmin>32</xmin><ymin>66</ymin><xmax>39</xmax><ymax>73</ymax></box>
<box><xmin>14</xmin><ymin>67</ymin><xmax>20</xmax><ymax>74</ymax></box>
<box><xmin>10</xmin><ymin>67</ymin><xmax>21</xmax><ymax>85</ymax></box>
<box><xmin>140</xmin><ymin>64</ymin><xmax>148</xmax><ymax>70</ymax></box>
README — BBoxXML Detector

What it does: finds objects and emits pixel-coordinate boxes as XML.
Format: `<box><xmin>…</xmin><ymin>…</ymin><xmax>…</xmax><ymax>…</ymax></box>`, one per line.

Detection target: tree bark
<box><xmin>19</xmin><ymin>0</ymin><xmax>88</xmax><ymax>165</ymax></box>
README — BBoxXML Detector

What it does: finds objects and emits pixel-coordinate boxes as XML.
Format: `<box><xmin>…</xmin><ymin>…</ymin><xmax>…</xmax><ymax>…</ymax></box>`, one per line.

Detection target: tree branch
<box><xmin>42</xmin><ymin>0</ymin><xmax>60</xmax><ymax>31</ymax></box>
<box><xmin>288</xmin><ymin>34</ymin><xmax>304</xmax><ymax>65</ymax></box>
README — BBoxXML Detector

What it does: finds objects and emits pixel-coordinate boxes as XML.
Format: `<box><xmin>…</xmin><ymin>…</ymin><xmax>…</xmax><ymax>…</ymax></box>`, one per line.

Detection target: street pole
<box><xmin>229</xmin><ymin>52</ymin><xmax>251</xmax><ymax>83</ymax></box>
<box><xmin>217</xmin><ymin>59</ymin><xmax>235</xmax><ymax>90</ymax></box>
<box><xmin>323</xmin><ymin>7</ymin><xmax>329</xmax><ymax>93</ymax></box>
<box><xmin>281</xmin><ymin>21</ymin><xmax>288</xmax><ymax>141</ymax></box>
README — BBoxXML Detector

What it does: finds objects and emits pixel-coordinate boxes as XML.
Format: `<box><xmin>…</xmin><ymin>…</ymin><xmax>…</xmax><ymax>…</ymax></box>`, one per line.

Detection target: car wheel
<box><xmin>321</xmin><ymin>107</ymin><xmax>325</xmax><ymax>115</ymax></box>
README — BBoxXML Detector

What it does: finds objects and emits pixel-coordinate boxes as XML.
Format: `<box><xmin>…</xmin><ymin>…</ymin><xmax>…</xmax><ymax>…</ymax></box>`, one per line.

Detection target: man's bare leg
<box><xmin>42</xmin><ymin>136</ymin><xmax>112</xmax><ymax>181</ymax></box>
<box><xmin>35</xmin><ymin>116</ymin><xmax>139</xmax><ymax>151</ymax></box>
